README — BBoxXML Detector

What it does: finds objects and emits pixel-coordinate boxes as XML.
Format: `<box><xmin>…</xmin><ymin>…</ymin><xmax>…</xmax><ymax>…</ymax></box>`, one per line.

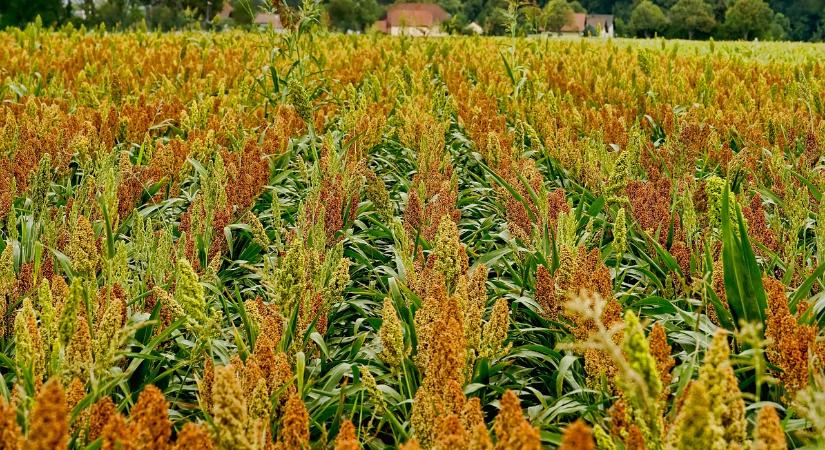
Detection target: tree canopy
<box><xmin>629</xmin><ymin>0</ymin><xmax>667</xmax><ymax>37</ymax></box>
<box><xmin>669</xmin><ymin>0</ymin><xmax>716</xmax><ymax>39</ymax></box>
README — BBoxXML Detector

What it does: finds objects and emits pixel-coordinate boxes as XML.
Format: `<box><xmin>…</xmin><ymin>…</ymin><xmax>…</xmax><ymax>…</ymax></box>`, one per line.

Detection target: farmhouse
<box><xmin>585</xmin><ymin>14</ymin><xmax>614</xmax><ymax>37</ymax></box>
<box><xmin>374</xmin><ymin>3</ymin><xmax>450</xmax><ymax>36</ymax></box>
<box><xmin>560</xmin><ymin>12</ymin><xmax>586</xmax><ymax>35</ymax></box>
<box><xmin>218</xmin><ymin>4</ymin><xmax>284</xmax><ymax>29</ymax></box>
<box><xmin>558</xmin><ymin>13</ymin><xmax>615</xmax><ymax>37</ymax></box>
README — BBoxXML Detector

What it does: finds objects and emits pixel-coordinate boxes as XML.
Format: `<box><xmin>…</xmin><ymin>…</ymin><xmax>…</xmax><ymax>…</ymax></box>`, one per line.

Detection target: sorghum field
<box><xmin>2</xmin><ymin>19</ymin><xmax>825</xmax><ymax>450</ymax></box>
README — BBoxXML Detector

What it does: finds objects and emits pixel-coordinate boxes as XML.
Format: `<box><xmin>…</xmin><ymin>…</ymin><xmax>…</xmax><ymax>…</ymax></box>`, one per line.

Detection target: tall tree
<box><xmin>0</xmin><ymin>0</ymin><xmax>63</xmax><ymax>27</ymax></box>
<box><xmin>543</xmin><ymin>0</ymin><xmax>574</xmax><ymax>34</ymax></box>
<box><xmin>327</xmin><ymin>0</ymin><xmax>381</xmax><ymax>31</ymax></box>
<box><xmin>724</xmin><ymin>0</ymin><xmax>774</xmax><ymax>40</ymax></box>
<box><xmin>628</xmin><ymin>0</ymin><xmax>667</xmax><ymax>37</ymax></box>
<box><xmin>770</xmin><ymin>0</ymin><xmax>824</xmax><ymax>41</ymax></box>
<box><xmin>669</xmin><ymin>0</ymin><xmax>716</xmax><ymax>39</ymax></box>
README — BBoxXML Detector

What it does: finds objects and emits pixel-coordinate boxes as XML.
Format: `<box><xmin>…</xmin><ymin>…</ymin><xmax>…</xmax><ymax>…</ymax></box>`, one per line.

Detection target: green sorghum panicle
<box><xmin>620</xmin><ymin>310</ymin><xmax>663</xmax><ymax>448</ymax></box>
<box><xmin>14</xmin><ymin>297</ymin><xmax>45</xmax><ymax>380</ymax></box>
<box><xmin>705</xmin><ymin>175</ymin><xmax>726</xmax><ymax>231</ymax></box>
<box><xmin>379</xmin><ymin>297</ymin><xmax>406</xmax><ymax>371</ymax></box>
<box><xmin>58</xmin><ymin>278</ymin><xmax>84</xmax><ymax>349</ymax></box>
<box><xmin>613</xmin><ymin>207</ymin><xmax>627</xmax><ymax>257</ymax></box>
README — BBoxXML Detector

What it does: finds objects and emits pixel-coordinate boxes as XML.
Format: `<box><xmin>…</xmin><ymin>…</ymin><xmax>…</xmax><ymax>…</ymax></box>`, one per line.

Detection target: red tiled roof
<box><xmin>375</xmin><ymin>20</ymin><xmax>388</xmax><ymax>33</ymax></box>
<box><xmin>561</xmin><ymin>13</ymin><xmax>586</xmax><ymax>32</ymax></box>
<box><xmin>254</xmin><ymin>13</ymin><xmax>282</xmax><ymax>27</ymax></box>
<box><xmin>386</xmin><ymin>3</ymin><xmax>450</xmax><ymax>28</ymax></box>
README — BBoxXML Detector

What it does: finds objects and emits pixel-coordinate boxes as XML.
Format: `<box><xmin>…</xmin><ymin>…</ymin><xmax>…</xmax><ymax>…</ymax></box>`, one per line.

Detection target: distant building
<box><xmin>585</xmin><ymin>14</ymin><xmax>614</xmax><ymax>37</ymax></box>
<box><xmin>374</xmin><ymin>3</ymin><xmax>450</xmax><ymax>36</ymax></box>
<box><xmin>556</xmin><ymin>13</ymin><xmax>614</xmax><ymax>37</ymax></box>
<box><xmin>465</xmin><ymin>22</ymin><xmax>484</xmax><ymax>35</ymax></box>
<box><xmin>218</xmin><ymin>4</ymin><xmax>284</xmax><ymax>29</ymax></box>
<box><xmin>560</xmin><ymin>13</ymin><xmax>586</xmax><ymax>35</ymax></box>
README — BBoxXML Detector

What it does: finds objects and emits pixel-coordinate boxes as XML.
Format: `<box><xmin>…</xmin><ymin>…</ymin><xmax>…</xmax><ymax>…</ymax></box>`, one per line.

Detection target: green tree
<box><xmin>230</xmin><ymin>0</ymin><xmax>261</xmax><ymax>25</ymax></box>
<box><xmin>669</xmin><ymin>0</ymin><xmax>716</xmax><ymax>38</ymax></box>
<box><xmin>97</xmin><ymin>0</ymin><xmax>145</xmax><ymax>28</ymax></box>
<box><xmin>522</xmin><ymin>5</ymin><xmax>543</xmax><ymax>33</ymax></box>
<box><xmin>628</xmin><ymin>0</ymin><xmax>667</xmax><ymax>37</ymax></box>
<box><xmin>766</xmin><ymin>11</ymin><xmax>789</xmax><ymax>40</ymax></box>
<box><xmin>543</xmin><ymin>0</ymin><xmax>574</xmax><ymax>34</ymax></box>
<box><xmin>327</xmin><ymin>0</ymin><xmax>381</xmax><ymax>31</ymax></box>
<box><xmin>569</xmin><ymin>0</ymin><xmax>586</xmax><ymax>13</ymax></box>
<box><xmin>0</xmin><ymin>0</ymin><xmax>63</xmax><ymax>27</ymax></box>
<box><xmin>724</xmin><ymin>0</ymin><xmax>774</xmax><ymax>40</ymax></box>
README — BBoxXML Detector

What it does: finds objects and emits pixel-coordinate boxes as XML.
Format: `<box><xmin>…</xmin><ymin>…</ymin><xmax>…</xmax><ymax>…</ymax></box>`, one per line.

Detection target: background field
<box><xmin>1</xmin><ymin>22</ymin><xmax>825</xmax><ymax>449</ymax></box>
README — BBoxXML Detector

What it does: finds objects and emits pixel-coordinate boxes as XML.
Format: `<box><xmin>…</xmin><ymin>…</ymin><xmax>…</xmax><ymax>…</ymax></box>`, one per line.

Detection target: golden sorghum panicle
<box><xmin>87</xmin><ymin>396</ymin><xmax>117</xmax><ymax>443</ymax></box>
<box><xmin>272</xmin><ymin>351</ymin><xmax>296</xmax><ymax>405</ymax></box>
<box><xmin>278</xmin><ymin>393</ymin><xmax>310</xmax><ymax>449</ymax></box>
<box><xmin>461</xmin><ymin>397</ymin><xmax>485</xmax><ymax>432</ymax></box>
<box><xmin>24</xmin><ymin>378</ymin><xmax>69</xmax><ymax>450</ymax></box>
<box><xmin>764</xmin><ymin>276</ymin><xmax>814</xmax><ymax>397</ymax></box>
<box><xmin>425</xmin><ymin>295</ymin><xmax>466</xmax><ymax>387</ymax></box>
<box><xmin>0</xmin><ymin>397</ymin><xmax>22</xmax><ymax>450</ymax></box>
<box><xmin>379</xmin><ymin>297</ymin><xmax>406</xmax><ymax>372</ymax></box>
<box><xmin>172</xmin><ymin>423</ymin><xmax>215</xmax><ymax>450</ymax></box>
<box><xmin>250</xmin><ymin>337</ymin><xmax>275</xmax><ymax>389</ymax></box>
<box><xmin>431</xmin><ymin>217</ymin><xmax>462</xmax><ymax>290</ymax></box>
<box><xmin>212</xmin><ymin>365</ymin><xmax>252</xmax><ymax>450</ymax></box>
<box><xmin>535</xmin><ymin>265</ymin><xmax>560</xmax><ymax>322</ymax></box>
<box><xmin>66</xmin><ymin>377</ymin><xmax>87</xmax><ymax>436</ymax></box>
<box><xmin>400</xmin><ymin>440</ymin><xmax>421</xmax><ymax>450</ymax></box>
<box><xmin>492</xmin><ymin>390</ymin><xmax>541</xmax><ymax>450</ymax></box>
<box><xmin>129</xmin><ymin>385</ymin><xmax>172</xmax><ymax>450</ymax></box>
<box><xmin>410</xmin><ymin>382</ymin><xmax>454</xmax><ymax>449</ymax></box>
<box><xmin>63</xmin><ymin>315</ymin><xmax>92</xmax><ymax>382</ymax></box>
<box><xmin>479</xmin><ymin>298</ymin><xmax>510</xmax><ymax>361</ymax></box>
<box><xmin>666</xmin><ymin>381</ymin><xmax>726</xmax><ymax>450</ymax></box>
<box><xmin>67</xmin><ymin>215</ymin><xmax>99</xmax><ymax>276</ymax></box>
<box><xmin>753</xmin><ymin>405</ymin><xmax>786</xmax><ymax>450</ymax></box>
<box><xmin>200</xmin><ymin>357</ymin><xmax>214</xmax><ymax>413</ymax></box>
<box><xmin>698</xmin><ymin>330</ymin><xmax>746</xmax><ymax>445</ymax></box>
<box><xmin>433</xmin><ymin>414</ymin><xmax>468</xmax><ymax>449</ymax></box>
<box><xmin>241</xmin><ymin>359</ymin><xmax>264</xmax><ymax>402</ymax></box>
<box><xmin>464</xmin><ymin>266</ymin><xmax>487</xmax><ymax>369</ymax></box>
<box><xmin>462</xmin><ymin>398</ymin><xmax>493</xmax><ymax>450</ymax></box>
<box><xmin>648</xmin><ymin>323</ymin><xmax>675</xmax><ymax>399</ymax></box>
<box><xmin>413</xmin><ymin>276</ymin><xmax>447</xmax><ymax>374</ymax></box>
<box><xmin>14</xmin><ymin>298</ymin><xmax>44</xmax><ymax>381</ymax></box>
<box><xmin>334</xmin><ymin>419</ymin><xmax>360</xmax><ymax>450</ymax></box>
<box><xmin>559</xmin><ymin>420</ymin><xmax>595</xmax><ymax>450</ymax></box>
<box><xmin>100</xmin><ymin>411</ymin><xmax>131</xmax><ymax>450</ymax></box>
<box><xmin>255</xmin><ymin>298</ymin><xmax>284</xmax><ymax>348</ymax></box>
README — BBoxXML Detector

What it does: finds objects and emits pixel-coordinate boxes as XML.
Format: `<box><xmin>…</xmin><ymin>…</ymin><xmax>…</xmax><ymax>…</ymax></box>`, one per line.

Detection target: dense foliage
<box><xmin>2</xmin><ymin>17</ymin><xmax>825</xmax><ymax>449</ymax></box>
<box><xmin>2</xmin><ymin>0</ymin><xmax>825</xmax><ymax>40</ymax></box>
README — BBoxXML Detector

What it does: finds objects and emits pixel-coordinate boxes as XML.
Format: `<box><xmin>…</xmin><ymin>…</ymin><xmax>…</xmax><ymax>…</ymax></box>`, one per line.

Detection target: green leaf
<box><xmin>720</xmin><ymin>184</ymin><xmax>767</xmax><ymax>330</ymax></box>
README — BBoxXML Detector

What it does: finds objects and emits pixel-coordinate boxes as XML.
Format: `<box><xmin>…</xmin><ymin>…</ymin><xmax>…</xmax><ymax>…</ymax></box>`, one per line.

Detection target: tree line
<box><xmin>1</xmin><ymin>0</ymin><xmax>823</xmax><ymax>41</ymax></box>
